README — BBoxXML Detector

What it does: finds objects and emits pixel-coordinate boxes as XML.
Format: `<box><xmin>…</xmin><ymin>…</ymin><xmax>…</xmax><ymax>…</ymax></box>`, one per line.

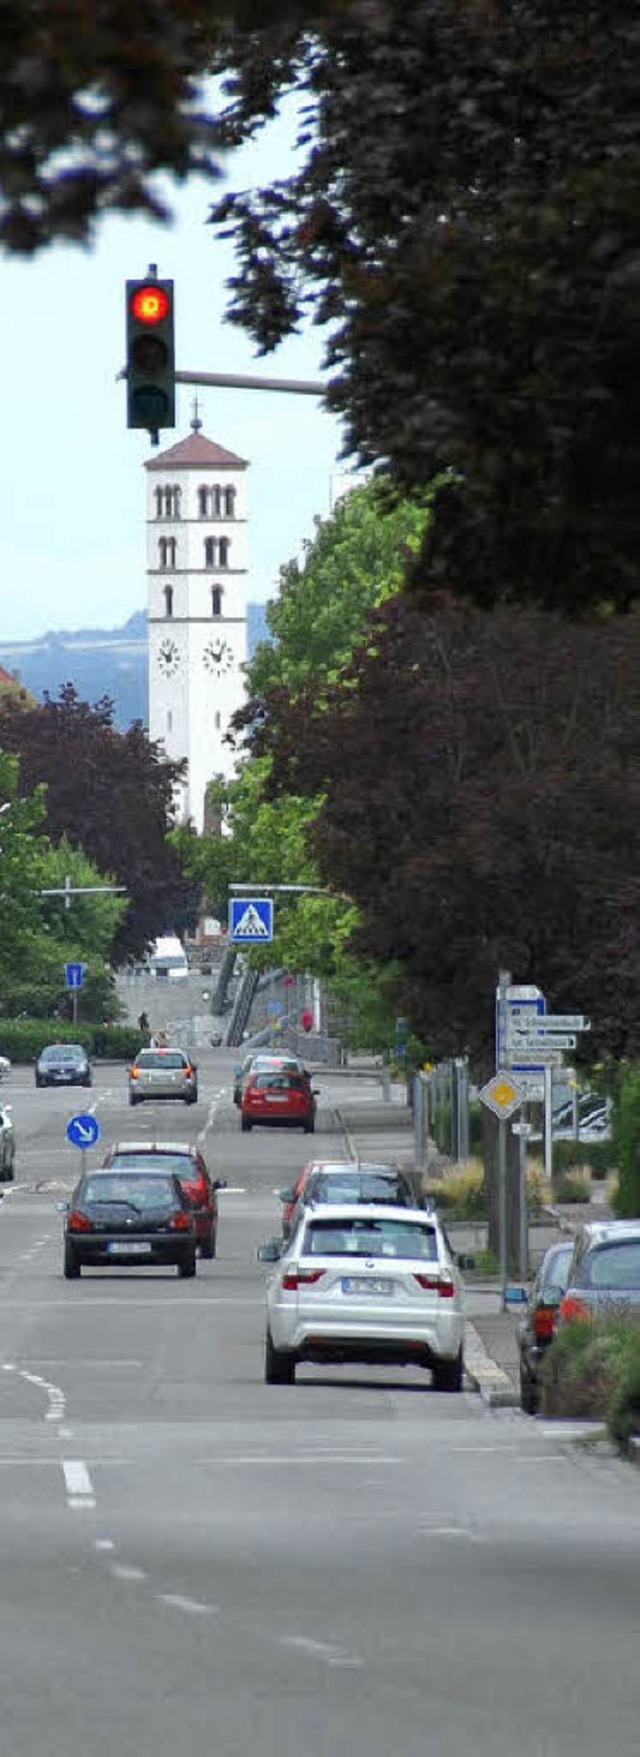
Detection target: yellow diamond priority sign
<box><xmin>479</xmin><ymin>1070</ymin><xmax>525</xmax><ymax>1121</ymax></box>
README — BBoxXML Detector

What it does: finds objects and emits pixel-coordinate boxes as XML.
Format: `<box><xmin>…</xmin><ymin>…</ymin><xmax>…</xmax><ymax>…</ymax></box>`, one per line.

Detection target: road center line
<box><xmin>62</xmin><ymin>1459</ymin><xmax>96</xmax><ymax>1509</ymax></box>
<box><xmin>280</xmin><ymin>1636</ymin><xmax>363</xmax><ymax>1668</ymax></box>
<box><xmin>157</xmin><ymin>1594</ymin><xmax>218</xmax><ymax>1616</ymax></box>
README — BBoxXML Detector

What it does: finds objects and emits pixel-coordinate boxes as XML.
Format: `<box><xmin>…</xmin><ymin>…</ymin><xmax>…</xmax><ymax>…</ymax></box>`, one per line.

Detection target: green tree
<box><xmin>213</xmin><ymin>0</ymin><xmax>640</xmax><ymax>616</ymax></box>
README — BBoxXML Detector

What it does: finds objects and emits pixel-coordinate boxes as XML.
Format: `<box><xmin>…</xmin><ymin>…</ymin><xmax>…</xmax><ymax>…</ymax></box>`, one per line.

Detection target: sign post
<box><xmin>480</xmin><ymin>1009</ymin><xmax>526</xmax><ymax>1306</ymax></box>
<box><xmin>66</xmin><ymin>1111</ymin><xmax>101</xmax><ymax>1179</ymax></box>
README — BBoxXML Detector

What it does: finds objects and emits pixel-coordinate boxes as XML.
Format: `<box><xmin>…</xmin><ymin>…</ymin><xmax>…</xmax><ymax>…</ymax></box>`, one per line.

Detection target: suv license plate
<box><xmin>342</xmin><ymin>1277</ymin><xmax>395</xmax><ymax>1296</ymax></box>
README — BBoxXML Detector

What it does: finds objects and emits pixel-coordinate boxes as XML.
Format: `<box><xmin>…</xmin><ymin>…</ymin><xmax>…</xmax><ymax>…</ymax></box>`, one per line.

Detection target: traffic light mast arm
<box><xmin>174</xmin><ymin>369</ymin><xmax>325</xmax><ymax>397</ymax></box>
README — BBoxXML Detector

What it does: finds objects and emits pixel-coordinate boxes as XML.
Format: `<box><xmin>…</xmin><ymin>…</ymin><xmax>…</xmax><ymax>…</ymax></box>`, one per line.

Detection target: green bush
<box><xmin>553</xmin><ymin>1171</ymin><xmax>591</xmax><ymax>1204</ymax></box>
<box><xmin>0</xmin><ymin>1018</ymin><xmax>142</xmax><ymax>1063</ymax></box>
<box><xmin>552</xmin><ymin>1139</ymin><xmax>614</xmax><ymax>1181</ymax></box>
<box><xmin>611</xmin><ymin>1065</ymin><xmax>640</xmax><ymax>1217</ymax></box>
<box><xmin>543</xmin><ymin>1316</ymin><xmax>640</xmax><ymax>1445</ymax></box>
<box><xmin>424</xmin><ymin>1161</ymin><xmax>486</xmax><ymax>1219</ymax></box>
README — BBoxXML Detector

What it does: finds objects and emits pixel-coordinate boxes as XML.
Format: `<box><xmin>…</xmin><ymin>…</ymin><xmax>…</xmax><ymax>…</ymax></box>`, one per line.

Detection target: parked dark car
<box><xmin>0</xmin><ymin>1104</ymin><xmax>15</xmax><ymax>1181</ymax></box>
<box><xmin>102</xmin><ymin>1140</ymin><xmax>226</xmax><ymax>1259</ymax></box>
<box><xmin>517</xmin><ymin>1240</ymin><xmax>575</xmax><ymax>1414</ymax></box>
<box><xmin>35</xmin><ymin>1043</ymin><xmax>92</xmax><ymax>1088</ymax></box>
<box><xmin>61</xmin><ymin>1169</ymin><xmax>197</xmax><ymax>1279</ymax></box>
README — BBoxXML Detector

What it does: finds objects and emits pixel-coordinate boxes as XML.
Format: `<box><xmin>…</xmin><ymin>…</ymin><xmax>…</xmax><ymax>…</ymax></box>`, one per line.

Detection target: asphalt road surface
<box><xmin>0</xmin><ymin>1051</ymin><xmax>639</xmax><ymax>1757</ymax></box>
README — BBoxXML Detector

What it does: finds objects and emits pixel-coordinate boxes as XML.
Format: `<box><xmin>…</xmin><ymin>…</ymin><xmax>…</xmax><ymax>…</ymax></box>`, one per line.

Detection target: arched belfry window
<box><xmin>219</xmin><ymin>537</ymin><xmax>230</xmax><ymax>568</ymax></box>
<box><xmin>164</xmin><ymin>584</ymin><xmax>174</xmax><ymax>618</ymax></box>
<box><xmin>154</xmin><ymin>487</ymin><xmax>164</xmax><ymax>519</ymax></box>
<box><xmin>204</xmin><ymin>537</ymin><xmax>215</xmax><ymax>568</ymax></box>
<box><xmin>159</xmin><ymin>537</ymin><xmax>177</xmax><ymax>567</ymax></box>
<box><xmin>224</xmin><ymin>487</ymin><xmax>236</xmax><ymax>518</ymax></box>
<box><xmin>198</xmin><ymin>486</ymin><xmax>209</xmax><ymax>518</ymax></box>
<box><xmin>211</xmin><ymin>586</ymin><xmax>222</xmax><ymax>617</ymax></box>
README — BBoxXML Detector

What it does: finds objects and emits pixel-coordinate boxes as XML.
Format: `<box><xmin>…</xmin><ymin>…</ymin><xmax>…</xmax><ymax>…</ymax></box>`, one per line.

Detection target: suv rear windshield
<box><xmin>305</xmin><ymin>1217</ymin><xmax>437</xmax><ymax>1259</ymax></box>
<box><xmin>583</xmin><ymin>1240</ymin><xmax>640</xmax><ymax>1290</ymax></box>
<box><xmin>308</xmin><ymin>1173</ymin><xmax>411</xmax><ymax>1205</ymax></box>
<box><xmin>136</xmin><ymin>1051</ymin><xmax>188</xmax><ymax>1070</ymax></box>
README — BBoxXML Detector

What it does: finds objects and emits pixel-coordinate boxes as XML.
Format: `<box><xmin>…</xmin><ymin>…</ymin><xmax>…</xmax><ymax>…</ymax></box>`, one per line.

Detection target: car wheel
<box><xmin>431</xmin><ymin>1349</ymin><xmax>464</xmax><ymax>1393</ymax></box>
<box><xmin>186</xmin><ymin>1091</ymin><xmax>198</xmax><ymax>1105</ymax></box>
<box><xmin>35</xmin><ymin>1075</ymin><xmax>42</xmax><ymax>1089</ymax></box>
<box><xmin>129</xmin><ymin>1093</ymin><xmax>141</xmax><ymax>1107</ymax></box>
<box><xmin>303</xmin><ymin>1119</ymin><xmax>315</xmax><ymax>1134</ymax></box>
<box><xmin>241</xmin><ymin>1117</ymin><xmax>252</xmax><ymax>1132</ymax></box>
<box><xmin>4</xmin><ymin>1154</ymin><xmax>14</xmax><ymax>1183</ymax></box>
<box><xmin>63</xmin><ymin>1244</ymin><xmax>81</xmax><ymax>1280</ymax></box>
<box><xmin>520</xmin><ymin>1367</ymin><xmax>539</xmax><ymax>1415</ymax></box>
<box><xmin>83</xmin><ymin>1076</ymin><xmax>92</xmax><ymax>1088</ymax></box>
<box><xmin>265</xmin><ymin>1330</ymin><xmax>296</xmax><ymax>1384</ymax></box>
<box><xmin>200</xmin><ymin>1231</ymin><xmax>215</xmax><ymax>1260</ymax></box>
<box><xmin>178</xmin><ymin>1251</ymin><xmax>197</xmax><ymax>1279</ymax></box>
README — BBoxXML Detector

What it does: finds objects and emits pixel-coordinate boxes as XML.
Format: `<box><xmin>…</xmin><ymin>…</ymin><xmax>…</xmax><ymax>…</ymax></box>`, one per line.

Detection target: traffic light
<box><xmin>126</xmin><ymin>277</ymin><xmax>175</xmax><ymax>437</ymax></box>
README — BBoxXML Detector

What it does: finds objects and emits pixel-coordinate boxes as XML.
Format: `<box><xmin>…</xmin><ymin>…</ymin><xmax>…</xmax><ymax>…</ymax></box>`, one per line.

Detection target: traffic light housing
<box><xmin>126</xmin><ymin>277</ymin><xmax>175</xmax><ymax>437</ymax></box>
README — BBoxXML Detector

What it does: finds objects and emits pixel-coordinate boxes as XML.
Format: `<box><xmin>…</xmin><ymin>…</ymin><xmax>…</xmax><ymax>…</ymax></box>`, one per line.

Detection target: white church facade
<box><xmin>145</xmin><ymin>421</ymin><xmax>249</xmax><ymax>832</ymax></box>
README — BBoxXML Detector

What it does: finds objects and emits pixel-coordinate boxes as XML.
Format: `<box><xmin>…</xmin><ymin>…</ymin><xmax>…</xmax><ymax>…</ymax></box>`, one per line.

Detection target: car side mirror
<box><xmin>312</xmin><ymin>1088</ymin><xmax>320</xmax><ymax>1096</ymax></box>
<box><xmin>56</xmin><ymin>1200</ymin><xmax>70</xmax><ymax>1213</ymax></box>
<box><xmin>257</xmin><ymin>1238</ymin><xmax>284</xmax><ymax>1263</ymax></box>
<box><xmin>278</xmin><ymin>1188</ymin><xmax>295</xmax><ymax>1204</ymax></box>
<box><xmin>233</xmin><ymin>1065</ymin><xmax>242</xmax><ymax>1078</ymax></box>
<box><xmin>212</xmin><ymin>1178</ymin><xmax>227</xmax><ymax>1192</ymax></box>
<box><xmin>455</xmin><ymin>1252</ymin><xmax>476</xmax><ymax>1272</ymax></box>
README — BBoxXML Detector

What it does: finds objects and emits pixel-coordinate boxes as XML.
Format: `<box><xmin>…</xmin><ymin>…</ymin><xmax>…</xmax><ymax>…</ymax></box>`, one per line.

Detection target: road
<box><xmin>0</xmin><ymin>1050</ymin><xmax>639</xmax><ymax>1756</ymax></box>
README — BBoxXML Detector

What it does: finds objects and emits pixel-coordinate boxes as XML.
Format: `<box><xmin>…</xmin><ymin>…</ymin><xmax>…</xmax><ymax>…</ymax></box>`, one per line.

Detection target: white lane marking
<box><xmin>1</xmin><ymin>1364</ymin><xmax>15</xmax><ymax>1371</ymax></box>
<box><xmin>68</xmin><ymin>1496</ymin><xmax>97</xmax><ymax>1510</ymax></box>
<box><xmin>418</xmin><ymin>1525</ymin><xmax>484</xmax><ymax>1540</ymax></box>
<box><xmin>95</xmin><ymin>1539</ymin><xmax>116</xmax><ymax>1552</ymax></box>
<box><xmin>63</xmin><ymin>1460</ymin><xmax>95</xmax><ymax>1500</ymax></box>
<box><xmin>193</xmin><ymin>1454</ymin><xmax>402</xmax><ymax>1466</ymax></box>
<box><xmin>19</xmin><ymin>1367</ymin><xmax>66</xmax><ymax>1424</ymax></box>
<box><xmin>280</xmin><ymin>1636</ymin><xmax>363</xmax><ymax>1668</ymax></box>
<box><xmin>110</xmin><ymin>1564</ymin><xmax>147</xmax><ymax>1581</ymax></box>
<box><xmin>157</xmin><ymin>1594</ymin><xmax>218</xmax><ymax>1616</ymax></box>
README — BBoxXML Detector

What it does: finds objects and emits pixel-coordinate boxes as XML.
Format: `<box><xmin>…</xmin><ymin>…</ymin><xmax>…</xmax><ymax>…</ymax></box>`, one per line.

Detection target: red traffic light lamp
<box><xmin>126</xmin><ymin>270</ymin><xmax>175</xmax><ymax>441</ymax></box>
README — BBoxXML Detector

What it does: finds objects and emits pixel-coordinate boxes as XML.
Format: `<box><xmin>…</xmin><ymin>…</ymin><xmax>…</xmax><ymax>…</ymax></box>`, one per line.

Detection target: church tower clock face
<box><xmin>203</xmin><ymin>637</ymin><xmax>233</xmax><ymax>676</ymax></box>
<box><xmin>158</xmin><ymin>637</ymin><xmax>180</xmax><ymax>676</ymax></box>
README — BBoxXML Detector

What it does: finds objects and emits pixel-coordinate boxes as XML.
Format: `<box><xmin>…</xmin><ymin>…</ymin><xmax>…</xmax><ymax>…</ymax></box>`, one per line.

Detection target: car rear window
<box><xmin>43</xmin><ymin>1045</ymin><xmax>85</xmax><ymax>1062</ymax></box>
<box><xmin>305</xmin><ymin>1217</ymin><xmax>438</xmax><ymax>1259</ymax></box>
<box><xmin>309</xmin><ymin>1174</ymin><xmax>410</xmax><ymax>1205</ymax></box>
<box><xmin>82</xmin><ymin>1176</ymin><xmax>178</xmax><ymax>1206</ymax></box>
<box><xmin>107</xmin><ymin>1154</ymin><xmax>198</xmax><ymax>1179</ymax></box>
<box><xmin>539</xmin><ymin>1245</ymin><xmax>574</xmax><ymax>1295</ymax></box>
<box><xmin>583</xmin><ymin>1241</ymin><xmax>640</xmax><ymax>1290</ymax></box>
<box><xmin>254</xmin><ymin>1073</ymin><xmax>300</xmax><ymax>1091</ymax></box>
<box><xmin>136</xmin><ymin>1051</ymin><xmax>187</xmax><ymax>1070</ymax></box>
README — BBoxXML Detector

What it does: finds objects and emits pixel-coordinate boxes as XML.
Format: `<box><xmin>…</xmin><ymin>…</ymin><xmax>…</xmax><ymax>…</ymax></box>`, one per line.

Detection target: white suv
<box><xmin>259</xmin><ymin>1203</ymin><xmax>465</xmax><ymax>1390</ymax></box>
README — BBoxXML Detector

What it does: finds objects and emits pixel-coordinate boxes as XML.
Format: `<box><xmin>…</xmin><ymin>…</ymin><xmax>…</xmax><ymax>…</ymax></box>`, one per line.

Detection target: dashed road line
<box><xmin>157</xmin><ymin>1593</ymin><xmax>218</xmax><ymax>1616</ymax></box>
<box><xmin>62</xmin><ymin>1459</ymin><xmax>96</xmax><ymax>1510</ymax></box>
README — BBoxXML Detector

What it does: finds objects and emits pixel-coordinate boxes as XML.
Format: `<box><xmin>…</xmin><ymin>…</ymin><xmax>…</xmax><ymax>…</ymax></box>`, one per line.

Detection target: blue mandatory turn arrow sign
<box><xmin>65</xmin><ymin>962</ymin><xmax>85</xmax><ymax>990</ymax></box>
<box><xmin>66</xmin><ymin>1113</ymin><xmax>101</xmax><ymax>1150</ymax></box>
<box><xmin>229</xmin><ymin>897</ymin><xmax>274</xmax><ymax>943</ymax></box>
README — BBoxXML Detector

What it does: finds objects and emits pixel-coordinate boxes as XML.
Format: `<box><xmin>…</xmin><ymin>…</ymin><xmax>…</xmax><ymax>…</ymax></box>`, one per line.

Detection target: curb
<box><xmin>464</xmin><ymin>1321</ymin><xmax>520</xmax><ymax>1407</ymax></box>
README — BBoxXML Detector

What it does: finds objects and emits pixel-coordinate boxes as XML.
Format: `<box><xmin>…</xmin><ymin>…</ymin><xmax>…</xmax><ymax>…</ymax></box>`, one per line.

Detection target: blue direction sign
<box><xmin>66</xmin><ymin>1113</ymin><xmax>101</xmax><ymax>1150</ymax></box>
<box><xmin>65</xmin><ymin>962</ymin><xmax>85</xmax><ymax>990</ymax></box>
<box><xmin>229</xmin><ymin>897</ymin><xmax>274</xmax><ymax>943</ymax></box>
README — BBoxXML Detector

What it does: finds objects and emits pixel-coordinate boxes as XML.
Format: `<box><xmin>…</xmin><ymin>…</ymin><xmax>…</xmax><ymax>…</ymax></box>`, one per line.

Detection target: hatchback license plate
<box><xmin>107</xmin><ymin>1242</ymin><xmax>152</xmax><ymax>1256</ymax></box>
<box><xmin>342</xmin><ymin>1276</ymin><xmax>395</xmax><ymax>1296</ymax></box>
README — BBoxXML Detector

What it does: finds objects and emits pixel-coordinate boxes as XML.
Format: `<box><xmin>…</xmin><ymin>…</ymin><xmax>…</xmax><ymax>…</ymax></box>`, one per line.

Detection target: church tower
<box><xmin>145</xmin><ymin>416</ymin><xmax>249</xmax><ymax>832</ymax></box>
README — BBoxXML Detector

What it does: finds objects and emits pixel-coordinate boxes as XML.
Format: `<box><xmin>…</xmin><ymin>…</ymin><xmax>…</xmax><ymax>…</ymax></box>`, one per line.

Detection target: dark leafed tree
<box><xmin>239</xmin><ymin>597</ymin><xmax>640</xmax><ymax>1064</ymax></box>
<box><xmin>212</xmin><ymin>0</ymin><xmax>640</xmax><ymax>616</ymax></box>
<box><xmin>0</xmin><ymin>686</ymin><xmax>194</xmax><ymax>962</ymax></box>
<box><xmin>0</xmin><ymin>0</ymin><xmax>346</xmax><ymax>252</ymax></box>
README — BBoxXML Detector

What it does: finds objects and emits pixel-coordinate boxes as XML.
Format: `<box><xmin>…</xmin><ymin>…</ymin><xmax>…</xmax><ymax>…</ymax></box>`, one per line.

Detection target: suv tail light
<box><xmin>560</xmin><ymin>1293</ymin><xmax>590</xmax><ymax>1323</ymax></box>
<box><xmin>281</xmin><ymin>1268</ymin><xmax>326</xmax><ymax>1291</ymax></box>
<box><xmin>130</xmin><ymin>1067</ymin><xmax>140</xmax><ymax>1079</ymax></box>
<box><xmin>68</xmin><ymin>1209</ymin><xmax>93</xmax><ymax>1232</ymax></box>
<box><xmin>414</xmin><ymin>1271</ymin><xmax>455</xmax><ymax>1298</ymax></box>
<box><xmin>534</xmin><ymin>1304</ymin><xmax>558</xmax><ymax>1340</ymax></box>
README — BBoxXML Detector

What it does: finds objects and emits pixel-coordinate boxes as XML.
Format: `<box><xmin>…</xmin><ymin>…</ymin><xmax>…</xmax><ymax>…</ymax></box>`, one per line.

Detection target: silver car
<box><xmin>259</xmin><ymin>1203</ymin><xmax>465</xmax><ymax>1390</ymax></box>
<box><xmin>128</xmin><ymin>1047</ymin><xmax>198</xmax><ymax>1107</ymax></box>
<box><xmin>560</xmin><ymin>1220</ymin><xmax>640</xmax><ymax>1321</ymax></box>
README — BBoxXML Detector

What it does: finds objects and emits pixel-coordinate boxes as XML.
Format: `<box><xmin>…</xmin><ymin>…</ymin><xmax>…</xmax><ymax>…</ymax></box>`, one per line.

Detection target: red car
<box><xmin>102</xmin><ymin>1140</ymin><xmax>226</xmax><ymax>1258</ymax></box>
<box><xmin>240</xmin><ymin>1069</ymin><xmax>318</xmax><ymax>1134</ymax></box>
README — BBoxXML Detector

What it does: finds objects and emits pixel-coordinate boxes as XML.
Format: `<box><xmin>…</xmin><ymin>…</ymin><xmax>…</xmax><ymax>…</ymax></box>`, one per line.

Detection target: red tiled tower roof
<box><xmin>145</xmin><ymin>433</ymin><xmax>248</xmax><ymax>471</ymax></box>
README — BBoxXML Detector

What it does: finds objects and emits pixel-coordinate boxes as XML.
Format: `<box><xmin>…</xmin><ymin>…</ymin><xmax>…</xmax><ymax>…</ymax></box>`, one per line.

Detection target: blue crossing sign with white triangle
<box><xmin>229</xmin><ymin>897</ymin><xmax>274</xmax><ymax>943</ymax></box>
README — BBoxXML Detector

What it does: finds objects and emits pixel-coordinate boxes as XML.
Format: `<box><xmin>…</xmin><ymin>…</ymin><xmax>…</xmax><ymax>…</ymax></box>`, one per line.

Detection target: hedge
<box><xmin>552</xmin><ymin>1139</ymin><xmax>615</xmax><ymax>1181</ymax></box>
<box><xmin>542</xmin><ymin>1316</ymin><xmax>640</xmax><ymax>1446</ymax></box>
<box><xmin>0</xmin><ymin>1019</ymin><xmax>143</xmax><ymax>1062</ymax></box>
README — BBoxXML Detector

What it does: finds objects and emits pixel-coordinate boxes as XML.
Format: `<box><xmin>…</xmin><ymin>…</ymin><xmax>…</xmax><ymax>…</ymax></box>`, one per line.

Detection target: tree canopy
<box><xmin>212</xmin><ymin>0</ymin><xmax>640</xmax><ymax>616</ymax></box>
<box><xmin>245</xmin><ymin>596</ymin><xmax>640</xmax><ymax>1063</ymax></box>
<box><xmin>0</xmin><ymin>687</ymin><xmax>192</xmax><ymax>962</ymax></box>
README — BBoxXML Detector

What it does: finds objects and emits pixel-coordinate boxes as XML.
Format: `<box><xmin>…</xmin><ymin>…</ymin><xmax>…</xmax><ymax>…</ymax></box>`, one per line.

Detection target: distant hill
<box><xmin>0</xmin><ymin>603</ymin><xmax>272</xmax><ymax>731</ymax></box>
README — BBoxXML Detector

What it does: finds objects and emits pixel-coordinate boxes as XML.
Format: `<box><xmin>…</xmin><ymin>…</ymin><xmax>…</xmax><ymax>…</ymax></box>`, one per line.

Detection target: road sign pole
<box><xmin>544</xmin><ymin>1063</ymin><xmax>553</xmax><ymax>1182</ymax></box>
<box><xmin>499</xmin><ymin>1116</ymin><xmax>508</xmax><ymax>1308</ymax></box>
<box><xmin>519</xmin><ymin>1131</ymin><xmax>529</xmax><ymax>1279</ymax></box>
<box><xmin>72</xmin><ymin>989</ymin><xmax>78</xmax><ymax>1025</ymax></box>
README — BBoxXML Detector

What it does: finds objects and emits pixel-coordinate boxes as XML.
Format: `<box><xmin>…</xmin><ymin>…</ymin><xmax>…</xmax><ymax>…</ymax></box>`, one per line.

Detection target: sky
<box><xmin>0</xmin><ymin>108</ymin><xmax>348</xmax><ymax>641</ymax></box>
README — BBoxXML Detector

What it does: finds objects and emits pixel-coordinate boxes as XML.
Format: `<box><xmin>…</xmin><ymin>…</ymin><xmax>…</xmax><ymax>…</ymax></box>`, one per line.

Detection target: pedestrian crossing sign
<box><xmin>229</xmin><ymin>897</ymin><xmax>274</xmax><ymax>943</ymax></box>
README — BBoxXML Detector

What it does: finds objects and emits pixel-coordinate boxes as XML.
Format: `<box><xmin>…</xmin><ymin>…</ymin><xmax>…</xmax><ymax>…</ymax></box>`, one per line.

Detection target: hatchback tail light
<box><xmin>68</xmin><ymin>1209</ymin><xmax>93</xmax><ymax>1232</ymax></box>
<box><xmin>170</xmin><ymin>1211</ymin><xmax>192</xmax><ymax>1232</ymax></box>
<box><xmin>560</xmin><ymin>1293</ymin><xmax>590</xmax><ymax>1323</ymax></box>
<box><xmin>281</xmin><ymin>1268</ymin><xmax>326</xmax><ymax>1290</ymax></box>
<box><xmin>130</xmin><ymin>1067</ymin><xmax>140</xmax><ymax>1080</ymax></box>
<box><xmin>414</xmin><ymin>1271</ymin><xmax>455</xmax><ymax>1298</ymax></box>
<box><xmin>533</xmin><ymin>1304</ymin><xmax>558</xmax><ymax>1340</ymax></box>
